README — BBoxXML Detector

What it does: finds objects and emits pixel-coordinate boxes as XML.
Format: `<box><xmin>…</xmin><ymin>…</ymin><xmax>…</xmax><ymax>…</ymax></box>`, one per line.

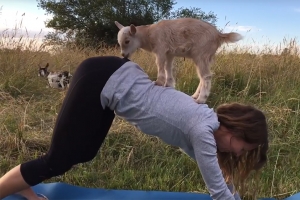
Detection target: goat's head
<box><xmin>38</xmin><ymin>63</ymin><xmax>50</xmax><ymax>77</ymax></box>
<box><xmin>115</xmin><ymin>21</ymin><xmax>140</xmax><ymax>58</ymax></box>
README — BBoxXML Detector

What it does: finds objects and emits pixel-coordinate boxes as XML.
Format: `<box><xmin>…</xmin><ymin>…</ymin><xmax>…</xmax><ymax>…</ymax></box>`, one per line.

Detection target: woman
<box><xmin>0</xmin><ymin>56</ymin><xmax>269</xmax><ymax>200</ymax></box>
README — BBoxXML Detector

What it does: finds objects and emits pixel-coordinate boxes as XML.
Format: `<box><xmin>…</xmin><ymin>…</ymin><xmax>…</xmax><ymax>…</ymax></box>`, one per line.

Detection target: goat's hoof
<box><xmin>164</xmin><ymin>83</ymin><xmax>175</xmax><ymax>88</ymax></box>
<box><xmin>194</xmin><ymin>96</ymin><xmax>207</xmax><ymax>104</ymax></box>
<box><xmin>195</xmin><ymin>99</ymin><xmax>206</xmax><ymax>104</ymax></box>
<box><xmin>154</xmin><ymin>80</ymin><xmax>165</xmax><ymax>86</ymax></box>
<box><xmin>191</xmin><ymin>94</ymin><xmax>199</xmax><ymax>99</ymax></box>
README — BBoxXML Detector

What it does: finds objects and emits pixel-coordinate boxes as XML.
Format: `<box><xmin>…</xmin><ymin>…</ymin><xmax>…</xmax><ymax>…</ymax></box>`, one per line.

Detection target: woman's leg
<box><xmin>0</xmin><ymin>56</ymin><xmax>129</xmax><ymax>199</ymax></box>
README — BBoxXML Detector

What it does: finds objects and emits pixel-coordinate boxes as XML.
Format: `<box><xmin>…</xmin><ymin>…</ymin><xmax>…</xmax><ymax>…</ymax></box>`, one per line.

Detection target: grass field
<box><xmin>1</xmin><ymin>32</ymin><xmax>300</xmax><ymax>200</ymax></box>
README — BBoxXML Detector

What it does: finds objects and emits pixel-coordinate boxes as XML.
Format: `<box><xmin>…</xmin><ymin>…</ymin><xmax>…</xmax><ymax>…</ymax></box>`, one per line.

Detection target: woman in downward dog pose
<box><xmin>0</xmin><ymin>56</ymin><xmax>268</xmax><ymax>200</ymax></box>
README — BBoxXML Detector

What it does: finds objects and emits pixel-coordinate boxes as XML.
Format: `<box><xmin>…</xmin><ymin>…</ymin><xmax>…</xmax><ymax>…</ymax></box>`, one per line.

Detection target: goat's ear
<box><xmin>45</xmin><ymin>63</ymin><xmax>49</xmax><ymax>68</ymax></box>
<box><xmin>130</xmin><ymin>24</ymin><xmax>136</xmax><ymax>35</ymax></box>
<box><xmin>115</xmin><ymin>21</ymin><xmax>124</xmax><ymax>30</ymax></box>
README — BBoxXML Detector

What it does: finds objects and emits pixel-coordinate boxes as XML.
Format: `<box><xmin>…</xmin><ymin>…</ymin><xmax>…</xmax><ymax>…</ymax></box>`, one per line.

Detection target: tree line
<box><xmin>37</xmin><ymin>0</ymin><xmax>218</xmax><ymax>49</ymax></box>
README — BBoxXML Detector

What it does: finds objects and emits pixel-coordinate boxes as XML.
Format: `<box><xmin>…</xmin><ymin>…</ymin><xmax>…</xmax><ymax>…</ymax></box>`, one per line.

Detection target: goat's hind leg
<box><xmin>191</xmin><ymin>81</ymin><xmax>202</xmax><ymax>100</ymax></box>
<box><xmin>192</xmin><ymin>57</ymin><xmax>212</xmax><ymax>104</ymax></box>
<box><xmin>154</xmin><ymin>54</ymin><xmax>167</xmax><ymax>86</ymax></box>
<box><xmin>164</xmin><ymin>55</ymin><xmax>175</xmax><ymax>87</ymax></box>
<box><xmin>59</xmin><ymin>77</ymin><xmax>65</xmax><ymax>89</ymax></box>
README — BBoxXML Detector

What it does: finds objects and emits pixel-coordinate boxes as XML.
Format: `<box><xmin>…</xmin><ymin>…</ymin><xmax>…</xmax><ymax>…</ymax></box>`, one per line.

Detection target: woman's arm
<box><xmin>227</xmin><ymin>183</ymin><xmax>241</xmax><ymax>200</ymax></box>
<box><xmin>188</xmin><ymin>125</ymin><xmax>237</xmax><ymax>200</ymax></box>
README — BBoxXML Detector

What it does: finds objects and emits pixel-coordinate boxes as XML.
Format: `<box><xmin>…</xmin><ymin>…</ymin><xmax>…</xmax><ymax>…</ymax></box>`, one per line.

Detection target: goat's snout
<box><xmin>121</xmin><ymin>52</ymin><xmax>129</xmax><ymax>58</ymax></box>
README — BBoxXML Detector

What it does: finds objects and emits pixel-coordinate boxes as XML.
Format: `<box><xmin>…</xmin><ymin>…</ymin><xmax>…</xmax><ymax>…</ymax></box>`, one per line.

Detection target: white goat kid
<box><xmin>38</xmin><ymin>63</ymin><xmax>72</xmax><ymax>89</ymax></box>
<box><xmin>115</xmin><ymin>18</ymin><xmax>242</xmax><ymax>104</ymax></box>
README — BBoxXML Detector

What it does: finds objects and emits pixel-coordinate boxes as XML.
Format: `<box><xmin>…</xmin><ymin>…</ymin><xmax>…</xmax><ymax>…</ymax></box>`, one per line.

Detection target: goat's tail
<box><xmin>219</xmin><ymin>32</ymin><xmax>243</xmax><ymax>44</ymax></box>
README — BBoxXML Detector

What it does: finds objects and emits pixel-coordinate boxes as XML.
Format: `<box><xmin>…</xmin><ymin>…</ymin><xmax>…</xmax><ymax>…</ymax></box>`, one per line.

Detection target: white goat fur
<box><xmin>115</xmin><ymin>18</ymin><xmax>243</xmax><ymax>103</ymax></box>
<box><xmin>38</xmin><ymin>63</ymin><xmax>72</xmax><ymax>89</ymax></box>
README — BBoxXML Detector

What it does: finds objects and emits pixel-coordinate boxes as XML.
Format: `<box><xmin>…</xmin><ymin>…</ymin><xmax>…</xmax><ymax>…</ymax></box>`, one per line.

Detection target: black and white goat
<box><xmin>38</xmin><ymin>63</ymin><xmax>72</xmax><ymax>89</ymax></box>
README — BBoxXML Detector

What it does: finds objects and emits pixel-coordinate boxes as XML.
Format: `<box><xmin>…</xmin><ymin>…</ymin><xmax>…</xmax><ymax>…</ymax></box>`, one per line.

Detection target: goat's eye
<box><xmin>125</xmin><ymin>40</ymin><xmax>130</xmax><ymax>44</ymax></box>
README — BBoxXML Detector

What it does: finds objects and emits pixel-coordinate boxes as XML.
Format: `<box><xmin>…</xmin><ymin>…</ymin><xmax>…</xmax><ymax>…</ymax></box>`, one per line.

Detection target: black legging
<box><xmin>20</xmin><ymin>56</ymin><xmax>130</xmax><ymax>186</ymax></box>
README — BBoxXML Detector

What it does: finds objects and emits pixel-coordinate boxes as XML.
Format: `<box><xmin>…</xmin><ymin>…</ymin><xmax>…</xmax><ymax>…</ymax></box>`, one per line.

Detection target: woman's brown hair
<box><xmin>216</xmin><ymin>103</ymin><xmax>269</xmax><ymax>194</ymax></box>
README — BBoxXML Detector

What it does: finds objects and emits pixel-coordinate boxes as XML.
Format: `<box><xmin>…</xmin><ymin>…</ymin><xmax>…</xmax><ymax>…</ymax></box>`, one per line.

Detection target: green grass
<box><xmin>1</xmin><ymin>30</ymin><xmax>300</xmax><ymax>200</ymax></box>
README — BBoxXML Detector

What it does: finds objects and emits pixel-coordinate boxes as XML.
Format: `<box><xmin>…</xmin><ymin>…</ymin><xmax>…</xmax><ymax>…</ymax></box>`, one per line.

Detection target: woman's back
<box><xmin>100</xmin><ymin>61</ymin><xmax>219</xmax><ymax>157</ymax></box>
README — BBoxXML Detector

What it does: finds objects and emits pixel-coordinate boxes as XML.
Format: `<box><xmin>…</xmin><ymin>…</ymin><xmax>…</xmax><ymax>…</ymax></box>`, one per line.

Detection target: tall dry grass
<box><xmin>1</xmin><ymin>26</ymin><xmax>300</xmax><ymax>200</ymax></box>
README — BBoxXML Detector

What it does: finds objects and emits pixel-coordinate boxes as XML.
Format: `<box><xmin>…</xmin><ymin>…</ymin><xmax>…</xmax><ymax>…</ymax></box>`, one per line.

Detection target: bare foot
<box><xmin>36</xmin><ymin>193</ymin><xmax>48</xmax><ymax>200</ymax></box>
<box><xmin>17</xmin><ymin>188</ymin><xmax>48</xmax><ymax>200</ymax></box>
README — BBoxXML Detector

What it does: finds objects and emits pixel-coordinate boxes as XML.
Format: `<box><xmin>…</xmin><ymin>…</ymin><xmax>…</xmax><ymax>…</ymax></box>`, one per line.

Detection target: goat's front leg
<box><xmin>164</xmin><ymin>55</ymin><xmax>175</xmax><ymax>87</ymax></box>
<box><xmin>154</xmin><ymin>54</ymin><xmax>166</xmax><ymax>86</ymax></box>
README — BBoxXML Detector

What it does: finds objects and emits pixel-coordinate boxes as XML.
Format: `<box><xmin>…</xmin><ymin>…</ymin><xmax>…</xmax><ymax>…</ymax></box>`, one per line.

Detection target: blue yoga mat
<box><xmin>3</xmin><ymin>182</ymin><xmax>299</xmax><ymax>200</ymax></box>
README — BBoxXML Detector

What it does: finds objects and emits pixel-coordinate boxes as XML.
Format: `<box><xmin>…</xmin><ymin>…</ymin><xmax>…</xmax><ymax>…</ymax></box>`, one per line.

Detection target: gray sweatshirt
<box><xmin>100</xmin><ymin>61</ymin><xmax>241</xmax><ymax>200</ymax></box>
